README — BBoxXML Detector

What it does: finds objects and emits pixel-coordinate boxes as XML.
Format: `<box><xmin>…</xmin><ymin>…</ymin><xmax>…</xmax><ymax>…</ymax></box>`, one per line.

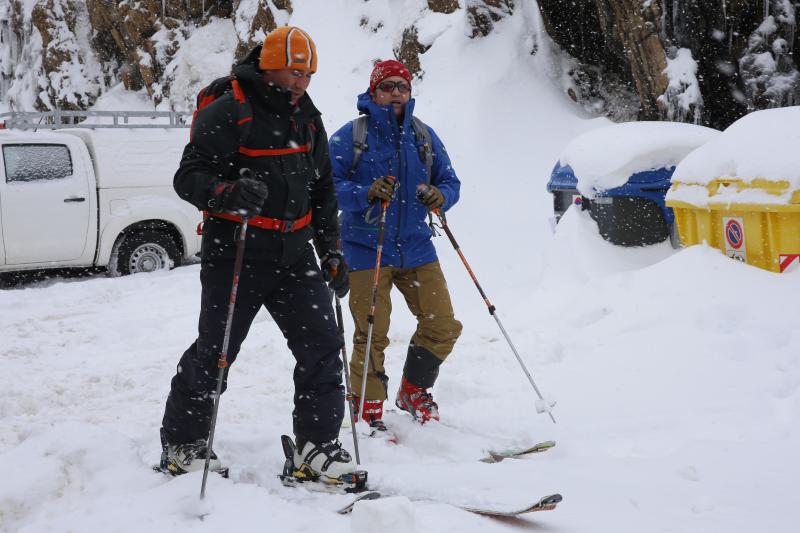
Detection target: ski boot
<box><xmin>395</xmin><ymin>376</ymin><xmax>439</xmax><ymax>423</ymax></box>
<box><xmin>155</xmin><ymin>428</ymin><xmax>229</xmax><ymax>477</ymax></box>
<box><xmin>278</xmin><ymin>435</ymin><xmax>367</xmax><ymax>493</ymax></box>
<box><xmin>353</xmin><ymin>397</ymin><xmax>397</xmax><ymax>443</ymax></box>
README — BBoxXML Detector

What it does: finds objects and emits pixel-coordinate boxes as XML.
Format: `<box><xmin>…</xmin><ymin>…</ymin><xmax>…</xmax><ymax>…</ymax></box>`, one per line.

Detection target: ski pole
<box><xmin>201</xmin><ymin>215</ymin><xmax>247</xmax><ymax>498</ymax></box>
<box><xmin>333</xmin><ymin>289</ymin><xmax>361</xmax><ymax>465</ymax></box>
<box><xmin>327</xmin><ymin>254</ymin><xmax>361</xmax><ymax>464</ymax></box>
<box><xmin>358</xmin><ymin>176</ymin><xmax>396</xmax><ymax>426</ymax></box>
<box><xmin>419</xmin><ymin>187</ymin><xmax>556</xmax><ymax>424</ymax></box>
<box><xmin>201</xmin><ymin>170</ymin><xmax>260</xmax><ymax>498</ymax></box>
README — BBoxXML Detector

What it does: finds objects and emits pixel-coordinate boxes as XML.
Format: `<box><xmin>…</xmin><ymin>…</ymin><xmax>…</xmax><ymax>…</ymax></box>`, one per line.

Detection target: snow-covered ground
<box><xmin>2</xmin><ymin>2</ymin><xmax>800</xmax><ymax>532</ymax></box>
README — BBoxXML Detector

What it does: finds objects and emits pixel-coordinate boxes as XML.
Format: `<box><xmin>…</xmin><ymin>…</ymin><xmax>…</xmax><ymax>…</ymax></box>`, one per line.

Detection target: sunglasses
<box><xmin>376</xmin><ymin>80</ymin><xmax>411</xmax><ymax>94</ymax></box>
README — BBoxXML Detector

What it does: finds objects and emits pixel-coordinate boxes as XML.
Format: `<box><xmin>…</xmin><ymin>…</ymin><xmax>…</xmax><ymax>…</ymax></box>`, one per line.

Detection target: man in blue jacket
<box><xmin>330</xmin><ymin>60</ymin><xmax>462</xmax><ymax>433</ymax></box>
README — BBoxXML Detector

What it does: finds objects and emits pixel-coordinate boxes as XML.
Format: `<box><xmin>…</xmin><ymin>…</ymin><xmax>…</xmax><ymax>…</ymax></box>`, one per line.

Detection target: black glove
<box><xmin>213</xmin><ymin>177</ymin><xmax>268</xmax><ymax>218</ymax></box>
<box><xmin>367</xmin><ymin>176</ymin><xmax>397</xmax><ymax>203</ymax></box>
<box><xmin>320</xmin><ymin>252</ymin><xmax>350</xmax><ymax>298</ymax></box>
<box><xmin>416</xmin><ymin>184</ymin><xmax>444</xmax><ymax>209</ymax></box>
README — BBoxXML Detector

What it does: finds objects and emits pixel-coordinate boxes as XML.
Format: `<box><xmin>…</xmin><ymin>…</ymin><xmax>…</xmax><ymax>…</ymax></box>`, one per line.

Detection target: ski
<box><xmin>344</xmin><ymin>414</ymin><xmax>554</xmax><ymax>462</ymax></box>
<box><xmin>335</xmin><ymin>490</ymin><xmax>563</xmax><ymax>517</ymax></box>
<box><xmin>336</xmin><ymin>491</ymin><xmax>382</xmax><ymax>514</ymax></box>
<box><xmin>480</xmin><ymin>440</ymin><xmax>556</xmax><ymax>463</ymax></box>
<box><xmin>461</xmin><ymin>493</ymin><xmax>563</xmax><ymax>516</ymax></box>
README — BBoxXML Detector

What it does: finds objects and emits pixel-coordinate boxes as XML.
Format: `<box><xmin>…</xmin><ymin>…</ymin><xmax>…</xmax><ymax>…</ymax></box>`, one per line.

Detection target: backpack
<box><xmin>191</xmin><ymin>73</ymin><xmax>317</xmax><ymax>154</ymax></box>
<box><xmin>349</xmin><ymin>115</ymin><xmax>434</xmax><ymax>181</ymax></box>
<box><xmin>191</xmin><ymin>75</ymin><xmax>253</xmax><ymax>148</ymax></box>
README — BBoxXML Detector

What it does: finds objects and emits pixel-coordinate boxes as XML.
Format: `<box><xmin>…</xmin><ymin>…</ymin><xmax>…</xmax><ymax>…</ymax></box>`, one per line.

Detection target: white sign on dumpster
<box><xmin>723</xmin><ymin>216</ymin><xmax>747</xmax><ymax>262</ymax></box>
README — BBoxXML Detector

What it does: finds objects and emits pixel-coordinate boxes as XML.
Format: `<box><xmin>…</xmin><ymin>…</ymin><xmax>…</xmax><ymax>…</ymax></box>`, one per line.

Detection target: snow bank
<box><xmin>672</xmin><ymin>106</ymin><xmax>800</xmax><ymax>185</ymax></box>
<box><xmin>558</xmin><ymin>121</ymin><xmax>718</xmax><ymax>196</ymax></box>
<box><xmin>668</xmin><ymin>106</ymin><xmax>800</xmax><ymax>207</ymax></box>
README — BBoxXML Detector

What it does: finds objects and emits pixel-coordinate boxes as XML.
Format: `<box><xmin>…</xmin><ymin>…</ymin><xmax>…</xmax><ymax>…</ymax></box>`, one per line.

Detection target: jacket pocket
<box><xmin>357</xmin><ymin>147</ymin><xmax>396</xmax><ymax>182</ymax></box>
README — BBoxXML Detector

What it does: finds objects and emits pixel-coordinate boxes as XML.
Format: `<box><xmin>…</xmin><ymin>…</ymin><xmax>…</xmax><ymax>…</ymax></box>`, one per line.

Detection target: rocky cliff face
<box><xmin>3</xmin><ymin>0</ymin><xmax>795</xmax><ymax>129</ymax></box>
<box><xmin>537</xmin><ymin>0</ymin><xmax>800</xmax><ymax>129</ymax></box>
<box><xmin>0</xmin><ymin>0</ymin><xmax>284</xmax><ymax>111</ymax></box>
<box><xmin>0</xmin><ymin>0</ymin><xmax>511</xmax><ymax>113</ymax></box>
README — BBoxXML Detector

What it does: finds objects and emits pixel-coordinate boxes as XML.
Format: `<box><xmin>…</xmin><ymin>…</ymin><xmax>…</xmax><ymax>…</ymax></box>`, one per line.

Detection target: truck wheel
<box><xmin>113</xmin><ymin>230</ymin><xmax>180</xmax><ymax>276</ymax></box>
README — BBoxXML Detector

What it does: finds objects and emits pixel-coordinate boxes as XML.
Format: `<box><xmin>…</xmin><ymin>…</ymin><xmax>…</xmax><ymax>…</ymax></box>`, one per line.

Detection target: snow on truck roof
<box><xmin>558</xmin><ymin>121</ymin><xmax>719</xmax><ymax>195</ymax></box>
<box><xmin>671</xmin><ymin>106</ymin><xmax>800</xmax><ymax>186</ymax></box>
<box><xmin>61</xmin><ymin>128</ymin><xmax>189</xmax><ymax>189</ymax></box>
<box><xmin>0</xmin><ymin>128</ymin><xmax>189</xmax><ymax>189</ymax></box>
<box><xmin>0</xmin><ymin>130</ymin><xmax>77</xmax><ymax>142</ymax></box>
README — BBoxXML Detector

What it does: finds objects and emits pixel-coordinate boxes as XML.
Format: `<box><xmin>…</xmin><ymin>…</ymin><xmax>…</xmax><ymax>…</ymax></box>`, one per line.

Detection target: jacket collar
<box><xmin>356</xmin><ymin>90</ymin><xmax>416</xmax><ymax>137</ymax></box>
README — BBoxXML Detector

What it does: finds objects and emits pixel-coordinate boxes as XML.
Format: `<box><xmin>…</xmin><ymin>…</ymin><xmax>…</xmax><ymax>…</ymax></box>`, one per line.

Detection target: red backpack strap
<box><xmin>230</xmin><ymin>77</ymin><xmax>252</xmax><ymax>148</ymax></box>
<box><xmin>231</xmin><ymin>78</ymin><xmax>246</xmax><ymax>103</ymax></box>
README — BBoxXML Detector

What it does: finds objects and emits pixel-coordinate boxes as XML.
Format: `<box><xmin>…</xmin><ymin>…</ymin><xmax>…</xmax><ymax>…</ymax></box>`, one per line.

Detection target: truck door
<box><xmin>0</xmin><ymin>142</ymin><xmax>91</xmax><ymax>264</ymax></box>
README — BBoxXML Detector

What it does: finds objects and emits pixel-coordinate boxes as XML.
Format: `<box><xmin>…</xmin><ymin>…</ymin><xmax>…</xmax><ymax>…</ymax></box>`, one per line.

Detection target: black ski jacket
<box><xmin>174</xmin><ymin>50</ymin><xmax>339</xmax><ymax>265</ymax></box>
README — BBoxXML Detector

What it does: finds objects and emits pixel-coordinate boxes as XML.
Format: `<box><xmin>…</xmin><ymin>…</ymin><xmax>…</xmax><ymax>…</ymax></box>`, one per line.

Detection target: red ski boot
<box><xmin>395</xmin><ymin>376</ymin><xmax>439</xmax><ymax>423</ymax></box>
<box><xmin>353</xmin><ymin>397</ymin><xmax>397</xmax><ymax>442</ymax></box>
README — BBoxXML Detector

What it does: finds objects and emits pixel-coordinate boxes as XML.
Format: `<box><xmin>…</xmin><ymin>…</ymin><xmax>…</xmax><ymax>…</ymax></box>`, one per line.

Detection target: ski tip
<box><xmin>462</xmin><ymin>493</ymin><xmax>563</xmax><ymax>517</ymax></box>
<box><xmin>336</xmin><ymin>490</ymin><xmax>381</xmax><ymax>515</ymax></box>
<box><xmin>541</xmin><ymin>493</ymin><xmax>563</xmax><ymax>505</ymax></box>
<box><xmin>480</xmin><ymin>440</ymin><xmax>556</xmax><ymax>463</ymax></box>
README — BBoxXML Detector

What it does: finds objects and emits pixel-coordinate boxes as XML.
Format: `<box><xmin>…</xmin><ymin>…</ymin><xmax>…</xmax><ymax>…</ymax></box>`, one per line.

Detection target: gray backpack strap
<box><xmin>350</xmin><ymin>116</ymin><xmax>369</xmax><ymax>175</ymax></box>
<box><xmin>410</xmin><ymin>116</ymin><xmax>438</xmax><ymax>235</ymax></box>
<box><xmin>411</xmin><ymin>116</ymin><xmax>434</xmax><ymax>183</ymax></box>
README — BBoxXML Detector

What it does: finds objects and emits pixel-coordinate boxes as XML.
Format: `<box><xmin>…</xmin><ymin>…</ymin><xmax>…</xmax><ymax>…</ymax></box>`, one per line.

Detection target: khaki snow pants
<box><xmin>347</xmin><ymin>260</ymin><xmax>462</xmax><ymax>401</ymax></box>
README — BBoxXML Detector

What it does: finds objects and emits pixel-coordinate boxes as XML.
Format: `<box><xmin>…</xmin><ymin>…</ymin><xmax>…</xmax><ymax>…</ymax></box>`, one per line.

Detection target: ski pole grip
<box><xmin>416</xmin><ymin>184</ymin><xmax>431</xmax><ymax>202</ymax></box>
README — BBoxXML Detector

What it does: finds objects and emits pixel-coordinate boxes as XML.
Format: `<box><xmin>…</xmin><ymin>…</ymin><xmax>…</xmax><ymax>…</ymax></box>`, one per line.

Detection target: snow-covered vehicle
<box><xmin>547</xmin><ymin>121</ymin><xmax>719</xmax><ymax>247</ymax></box>
<box><xmin>0</xmin><ymin>128</ymin><xmax>201</xmax><ymax>276</ymax></box>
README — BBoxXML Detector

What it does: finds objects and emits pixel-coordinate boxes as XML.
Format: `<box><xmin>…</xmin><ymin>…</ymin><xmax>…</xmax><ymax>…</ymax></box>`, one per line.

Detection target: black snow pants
<box><xmin>161</xmin><ymin>245</ymin><xmax>344</xmax><ymax>446</ymax></box>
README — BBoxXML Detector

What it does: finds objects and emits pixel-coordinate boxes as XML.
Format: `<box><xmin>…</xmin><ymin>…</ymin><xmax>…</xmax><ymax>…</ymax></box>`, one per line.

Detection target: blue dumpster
<box><xmin>547</xmin><ymin>122</ymin><xmax>719</xmax><ymax>247</ymax></box>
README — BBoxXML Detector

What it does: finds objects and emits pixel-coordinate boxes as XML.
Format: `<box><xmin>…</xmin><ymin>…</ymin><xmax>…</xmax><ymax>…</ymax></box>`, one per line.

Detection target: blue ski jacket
<box><xmin>330</xmin><ymin>91</ymin><xmax>461</xmax><ymax>271</ymax></box>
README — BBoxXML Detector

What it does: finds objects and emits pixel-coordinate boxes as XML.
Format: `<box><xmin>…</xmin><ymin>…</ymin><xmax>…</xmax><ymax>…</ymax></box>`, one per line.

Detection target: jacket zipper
<box><xmin>395</xmin><ymin>120</ymin><xmax>405</xmax><ymax>268</ymax></box>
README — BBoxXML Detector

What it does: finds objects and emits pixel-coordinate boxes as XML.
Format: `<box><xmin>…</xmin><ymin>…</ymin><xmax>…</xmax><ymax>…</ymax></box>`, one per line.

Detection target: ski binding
<box><xmin>152</xmin><ymin>460</ymin><xmax>229</xmax><ymax>479</ymax></box>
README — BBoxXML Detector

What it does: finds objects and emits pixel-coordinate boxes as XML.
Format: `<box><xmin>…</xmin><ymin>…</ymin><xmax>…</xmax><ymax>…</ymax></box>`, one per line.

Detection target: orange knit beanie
<box><xmin>259</xmin><ymin>26</ymin><xmax>317</xmax><ymax>73</ymax></box>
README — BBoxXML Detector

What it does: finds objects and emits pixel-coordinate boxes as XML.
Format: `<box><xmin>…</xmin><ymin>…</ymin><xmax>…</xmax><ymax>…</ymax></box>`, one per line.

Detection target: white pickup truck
<box><xmin>0</xmin><ymin>128</ymin><xmax>201</xmax><ymax>276</ymax></box>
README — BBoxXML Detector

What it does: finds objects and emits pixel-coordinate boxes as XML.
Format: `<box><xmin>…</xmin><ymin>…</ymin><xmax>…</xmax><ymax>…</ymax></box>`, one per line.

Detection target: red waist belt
<box><xmin>203</xmin><ymin>210</ymin><xmax>312</xmax><ymax>233</ymax></box>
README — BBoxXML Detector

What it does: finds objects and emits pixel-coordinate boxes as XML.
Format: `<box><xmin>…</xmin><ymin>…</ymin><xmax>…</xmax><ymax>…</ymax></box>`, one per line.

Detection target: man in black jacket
<box><xmin>159</xmin><ymin>26</ymin><xmax>358</xmax><ymax>486</ymax></box>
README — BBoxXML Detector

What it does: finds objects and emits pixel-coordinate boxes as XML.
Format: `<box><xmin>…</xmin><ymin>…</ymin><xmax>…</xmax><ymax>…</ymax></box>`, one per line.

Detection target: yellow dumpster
<box><xmin>666</xmin><ymin>106</ymin><xmax>800</xmax><ymax>273</ymax></box>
